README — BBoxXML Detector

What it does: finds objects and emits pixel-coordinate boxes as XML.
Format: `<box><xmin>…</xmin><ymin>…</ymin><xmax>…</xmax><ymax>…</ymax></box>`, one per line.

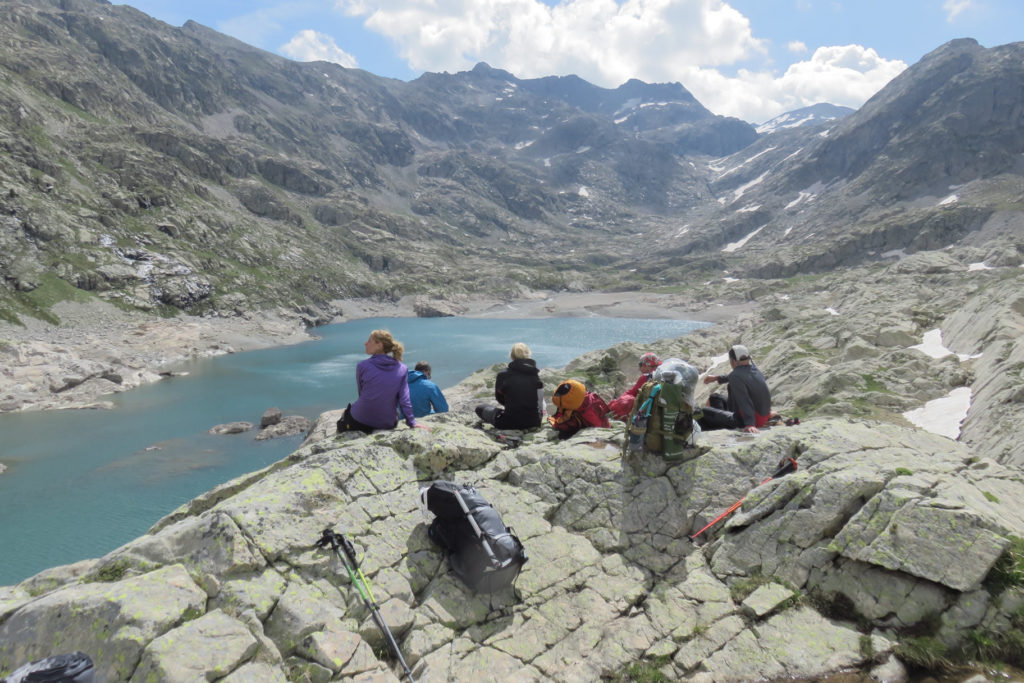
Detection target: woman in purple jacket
<box><xmin>336</xmin><ymin>329</ymin><xmax>425</xmax><ymax>433</ymax></box>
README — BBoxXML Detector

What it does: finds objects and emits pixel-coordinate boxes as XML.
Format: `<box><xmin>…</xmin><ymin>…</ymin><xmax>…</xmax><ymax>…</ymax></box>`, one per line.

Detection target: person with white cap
<box><xmin>699</xmin><ymin>344</ymin><xmax>772</xmax><ymax>434</ymax></box>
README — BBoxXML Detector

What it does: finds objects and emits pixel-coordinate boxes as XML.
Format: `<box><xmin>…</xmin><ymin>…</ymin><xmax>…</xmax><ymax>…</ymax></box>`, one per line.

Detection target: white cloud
<box><xmin>943</xmin><ymin>0</ymin><xmax>973</xmax><ymax>21</ymax></box>
<box><xmin>281</xmin><ymin>29</ymin><xmax>359</xmax><ymax>67</ymax></box>
<box><xmin>684</xmin><ymin>44</ymin><xmax>906</xmax><ymax>122</ymax></box>
<box><xmin>787</xmin><ymin>40</ymin><xmax>807</xmax><ymax>53</ymax></box>
<box><xmin>336</xmin><ymin>0</ymin><xmax>906</xmax><ymax>123</ymax></box>
<box><xmin>337</xmin><ymin>0</ymin><xmax>763</xmax><ymax>81</ymax></box>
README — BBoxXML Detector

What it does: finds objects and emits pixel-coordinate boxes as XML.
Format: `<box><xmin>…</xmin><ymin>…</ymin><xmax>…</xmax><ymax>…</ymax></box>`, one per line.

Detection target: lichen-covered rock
<box><xmin>130</xmin><ymin>609</ymin><xmax>260</xmax><ymax>682</ymax></box>
<box><xmin>693</xmin><ymin>607</ymin><xmax>893</xmax><ymax>681</ymax></box>
<box><xmin>1</xmin><ymin>416</ymin><xmax>1021</xmax><ymax>681</ymax></box>
<box><xmin>741</xmin><ymin>582</ymin><xmax>796</xmax><ymax>617</ymax></box>
<box><xmin>0</xmin><ymin>564</ymin><xmax>207</xmax><ymax>681</ymax></box>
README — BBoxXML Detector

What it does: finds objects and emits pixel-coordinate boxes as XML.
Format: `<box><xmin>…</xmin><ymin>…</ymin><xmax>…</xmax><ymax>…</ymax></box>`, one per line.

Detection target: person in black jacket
<box><xmin>475</xmin><ymin>342</ymin><xmax>544</xmax><ymax>429</ymax></box>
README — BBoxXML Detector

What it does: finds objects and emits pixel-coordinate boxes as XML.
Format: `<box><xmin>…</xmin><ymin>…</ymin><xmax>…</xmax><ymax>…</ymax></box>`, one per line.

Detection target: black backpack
<box><xmin>420</xmin><ymin>481</ymin><xmax>527</xmax><ymax>594</ymax></box>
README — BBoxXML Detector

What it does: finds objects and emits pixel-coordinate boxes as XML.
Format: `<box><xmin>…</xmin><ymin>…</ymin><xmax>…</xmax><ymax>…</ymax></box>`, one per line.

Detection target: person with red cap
<box><xmin>607</xmin><ymin>352</ymin><xmax>661</xmax><ymax>420</ymax></box>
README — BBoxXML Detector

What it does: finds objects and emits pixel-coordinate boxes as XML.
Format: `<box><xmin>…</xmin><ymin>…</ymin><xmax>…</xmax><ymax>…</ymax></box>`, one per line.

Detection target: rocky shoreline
<box><xmin>0</xmin><ymin>291</ymin><xmax>746</xmax><ymax>414</ymax></box>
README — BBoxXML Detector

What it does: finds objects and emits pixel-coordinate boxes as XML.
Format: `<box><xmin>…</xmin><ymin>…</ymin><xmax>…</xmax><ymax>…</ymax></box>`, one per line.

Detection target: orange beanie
<box><xmin>552</xmin><ymin>380</ymin><xmax>586</xmax><ymax>412</ymax></box>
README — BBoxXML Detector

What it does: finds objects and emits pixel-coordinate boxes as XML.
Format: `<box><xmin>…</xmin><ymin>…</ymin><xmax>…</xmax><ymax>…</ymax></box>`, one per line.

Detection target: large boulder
<box><xmin>255</xmin><ymin>415</ymin><xmax>312</xmax><ymax>440</ymax></box>
<box><xmin>0</xmin><ymin>565</ymin><xmax>206</xmax><ymax>681</ymax></box>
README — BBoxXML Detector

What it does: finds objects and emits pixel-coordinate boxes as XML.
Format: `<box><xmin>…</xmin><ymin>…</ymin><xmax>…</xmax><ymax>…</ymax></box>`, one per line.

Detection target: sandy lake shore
<box><xmin>0</xmin><ymin>290</ymin><xmax>748</xmax><ymax>412</ymax></box>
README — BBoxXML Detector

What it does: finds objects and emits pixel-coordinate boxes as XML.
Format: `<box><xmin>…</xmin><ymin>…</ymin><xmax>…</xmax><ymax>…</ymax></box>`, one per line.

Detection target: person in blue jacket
<box><xmin>407</xmin><ymin>361</ymin><xmax>449</xmax><ymax>417</ymax></box>
<box><xmin>337</xmin><ymin>329</ymin><xmax>427</xmax><ymax>433</ymax></box>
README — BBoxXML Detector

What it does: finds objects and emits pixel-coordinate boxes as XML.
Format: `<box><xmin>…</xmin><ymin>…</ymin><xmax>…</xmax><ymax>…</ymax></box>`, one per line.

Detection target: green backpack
<box><xmin>626</xmin><ymin>359</ymin><xmax>701</xmax><ymax>458</ymax></box>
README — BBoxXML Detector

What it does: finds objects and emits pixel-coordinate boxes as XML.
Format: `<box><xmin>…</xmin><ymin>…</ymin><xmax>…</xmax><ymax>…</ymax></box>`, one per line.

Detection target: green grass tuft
<box><xmin>85</xmin><ymin>559</ymin><xmax>130</xmax><ymax>583</ymax></box>
<box><xmin>957</xmin><ymin>627</ymin><xmax>1024</xmax><ymax>668</ymax></box>
<box><xmin>859</xmin><ymin>634</ymin><xmax>874</xmax><ymax>659</ymax></box>
<box><xmin>605</xmin><ymin>656</ymin><xmax>673</xmax><ymax>683</ymax></box>
<box><xmin>894</xmin><ymin>636</ymin><xmax>950</xmax><ymax>671</ymax></box>
<box><xmin>984</xmin><ymin>536</ymin><xmax>1024</xmax><ymax>595</ymax></box>
<box><xmin>729</xmin><ymin>574</ymin><xmax>770</xmax><ymax>603</ymax></box>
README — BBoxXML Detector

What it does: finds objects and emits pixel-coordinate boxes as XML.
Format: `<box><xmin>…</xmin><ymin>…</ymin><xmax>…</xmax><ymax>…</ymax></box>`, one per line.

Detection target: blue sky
<box><xmin>113</xmin><ymin>0</ymin><xmax>1023</xmax><ymax>124</ymax></box>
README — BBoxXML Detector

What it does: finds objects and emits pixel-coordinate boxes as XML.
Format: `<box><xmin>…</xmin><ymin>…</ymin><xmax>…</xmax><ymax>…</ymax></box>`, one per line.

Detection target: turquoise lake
<box><xmin>0</xmin><ymin>316</ymin><xmax>709</xmax><ymax>585</ymax></box>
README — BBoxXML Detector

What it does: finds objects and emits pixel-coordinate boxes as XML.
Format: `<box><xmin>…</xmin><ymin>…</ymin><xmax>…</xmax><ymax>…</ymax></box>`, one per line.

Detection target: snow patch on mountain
<box><xmin>717</xmin><ymin>147</ymin><xmax>776</xmax><ymax>180</ymax></box>
<box><xmin>722</xmin><ymin>225</ymin><xmax>765</xmax><ymax>253</ymax></box>
<box><xmin>732</xmin><ymin>172</ymin><xmax>769</xmax><ymax>201</ymax></box>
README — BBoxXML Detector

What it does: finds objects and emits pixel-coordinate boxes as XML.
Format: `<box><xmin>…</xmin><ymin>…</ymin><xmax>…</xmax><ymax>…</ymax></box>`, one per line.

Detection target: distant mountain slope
<box><xmin>0</xmin><ymin>0</ymin><xmax>1020</xmax><ymax>326</ymax></box>
<box><xmin>0</xmin><ymin>0</ymin><xmax>752</xmax><ymax>322</ymax></box>
<box><xmin>642</xmin><ymin>38</ymin><xmax>1024</xmax><ymax>280</ymax></box>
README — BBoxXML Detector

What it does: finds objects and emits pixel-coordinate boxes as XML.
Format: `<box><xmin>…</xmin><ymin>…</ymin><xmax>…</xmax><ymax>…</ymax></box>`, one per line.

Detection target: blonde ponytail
<box><xmin>370</xmin><ymin>329</ymin><xmax>404</xmax><ymax>361</ymax></box>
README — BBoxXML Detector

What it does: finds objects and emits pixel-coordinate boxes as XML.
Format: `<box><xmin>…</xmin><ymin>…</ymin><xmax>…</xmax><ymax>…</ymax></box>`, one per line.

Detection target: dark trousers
<box><xmin>697</xmin><ymin>393</ymin><xmax>740</xmax><ymax>431</ymax></box>
<box><xmin>475</xmin><ymin>404</ymin><xmax>502</xmax><ymax>426</ymax></box>
<box><xmin>337</xmin><ymin>404</ymin><xmax>375</xmax><ymax>434</ymax></box>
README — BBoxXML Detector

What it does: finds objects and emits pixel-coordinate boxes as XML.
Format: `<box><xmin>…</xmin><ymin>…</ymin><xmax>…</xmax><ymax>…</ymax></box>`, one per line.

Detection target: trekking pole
<box><xmin>688</xmin><ymin>457</ymin><xmax>797</xmax><ymax>542</ymax></box>
<box><xmin>315</xmin><ymin>528</ymin><xmax>416</xmax><ymax>682</ymax></box>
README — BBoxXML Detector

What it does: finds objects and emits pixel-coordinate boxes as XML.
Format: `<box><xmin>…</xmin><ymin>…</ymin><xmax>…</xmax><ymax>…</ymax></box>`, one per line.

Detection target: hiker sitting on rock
<box><xmin>699</xmin><ymin>344</ymin><xmax>772</xmax><ymax>434</ymax></box>
<box><xmin>337</xmin><ymin>329</ymin><xmax>426</xmax><ymax>434</ymax></box>
<box><xmin>407</xmin><ymin>361</ymin><xmax>449</xmax><ymax>417</ymax></box>
<box><xmin>549</xmin><ymin>379</ymin><xmax>611</xmax><ymax>439</ymax></box>
<box><xmin>608</xmin><ymin>352</ymin><xmax>661</xmax><ymax>420</ymax></box>
<box><xmin>475</xmin><ymin>342</ymin><xmax>544</xmax><ymax>430</ymax></box>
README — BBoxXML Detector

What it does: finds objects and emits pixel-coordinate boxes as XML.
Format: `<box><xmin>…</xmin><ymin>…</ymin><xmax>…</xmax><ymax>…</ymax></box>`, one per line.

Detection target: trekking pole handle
<box><xmin>315</xmin><ymin>528</ymin><xmax>341</xmax><ymax>551</ymax></box>
<box><xmin>315</xmin><ymin>528</ymin><xmax>363</xmax><ymax>569</ymax></box>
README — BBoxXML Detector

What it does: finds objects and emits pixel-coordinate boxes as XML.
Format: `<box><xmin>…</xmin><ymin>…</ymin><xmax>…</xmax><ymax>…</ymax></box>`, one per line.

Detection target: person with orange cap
<box><xmin>549</xmin><ymin>379</ymin><xmax>610</xmax><ymax>439</ymax></box>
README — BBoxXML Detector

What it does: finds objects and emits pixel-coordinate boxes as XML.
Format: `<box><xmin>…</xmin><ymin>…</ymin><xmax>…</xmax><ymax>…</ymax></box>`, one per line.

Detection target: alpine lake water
<box><xmin>0</xmin><ymin>316</ymin><xmax>710</xmax><ymax>585</ymax></box>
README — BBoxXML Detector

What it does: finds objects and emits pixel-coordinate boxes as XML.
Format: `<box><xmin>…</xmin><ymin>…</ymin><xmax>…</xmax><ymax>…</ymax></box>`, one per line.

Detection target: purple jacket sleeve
<box><xmin>398</xmin><ymin>376</ymin><xmax>416</xmax><ymax>427</ymax></box>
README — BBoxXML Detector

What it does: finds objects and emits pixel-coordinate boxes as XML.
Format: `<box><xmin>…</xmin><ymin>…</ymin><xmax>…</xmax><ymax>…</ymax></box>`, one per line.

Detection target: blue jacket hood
<box><xmin>407</xmin><ymin>369</ymin><xmax>427</xmax><ymax>384</ymax></box>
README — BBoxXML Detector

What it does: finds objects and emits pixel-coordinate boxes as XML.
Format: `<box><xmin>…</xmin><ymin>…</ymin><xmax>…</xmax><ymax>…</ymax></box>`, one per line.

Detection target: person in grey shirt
<box><xmin>699</xmin><ymin>344</ymin><xmax>772</xmax><ymax>434</ymax></box>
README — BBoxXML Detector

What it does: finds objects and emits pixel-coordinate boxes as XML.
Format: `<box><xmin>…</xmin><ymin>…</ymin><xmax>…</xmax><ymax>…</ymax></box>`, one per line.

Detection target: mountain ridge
<box><xmin>0</xmin><ymin>0</ymin><xmax>1020</xmax><ymax>326</ymax></box>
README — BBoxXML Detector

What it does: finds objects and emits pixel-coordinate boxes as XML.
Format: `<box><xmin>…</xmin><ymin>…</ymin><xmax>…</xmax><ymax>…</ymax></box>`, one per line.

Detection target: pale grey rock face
<box><xmin>130</xmin><ymin>609</ymin><xmax>260</xmax><ymax>682</ymax></box>
<box><xmin>209</xmin><ymin>421</ymin><xmax>255</xmax><ymax>435</ymax></box>
<box><xmin>1</xmin><ymin>415</ymin><xmax>1021</xmax><ymax>681</ymax></box>
<box><xmin>0</xmin><ymin>565</ymin><xmax>206</xmax><ymax>682</ymax></box>
<box><xmin>255</xmin><ymin>415</ymin><xmax>313</xmax><ymax>441</ymax></box>
<box><xmin>412</xmin><ymin>297</ymin><xmax>465</xmax><ymax>318</ymax></box>
<box><xmin>261</xmin><ymin>407</ymin><xmax>283</xmax><ymax>428</ymax></box>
